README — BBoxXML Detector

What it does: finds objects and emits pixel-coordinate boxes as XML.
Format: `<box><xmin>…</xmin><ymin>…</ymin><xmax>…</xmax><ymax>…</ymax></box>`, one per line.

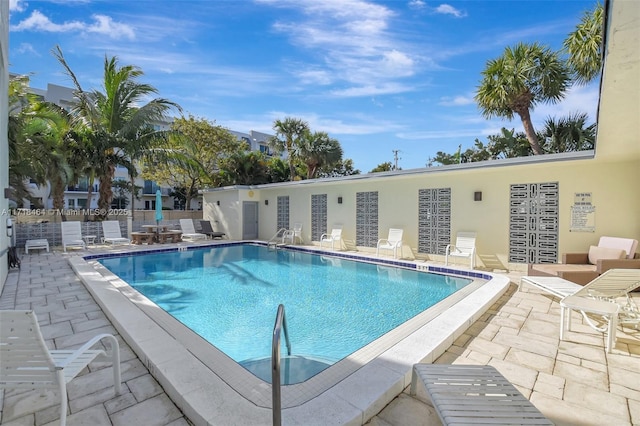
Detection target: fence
<box><xmin>13</xmin><ymin>210</ymin><xmax>203</xmax><ymax>249</ymax></box>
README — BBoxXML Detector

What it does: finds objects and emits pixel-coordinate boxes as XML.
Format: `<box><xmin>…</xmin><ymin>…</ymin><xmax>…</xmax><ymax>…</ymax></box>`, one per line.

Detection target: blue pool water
<box><xmin>98</xmin><ymin>244</ymin><xmax>471</xmax><ymax>383</ymax></box>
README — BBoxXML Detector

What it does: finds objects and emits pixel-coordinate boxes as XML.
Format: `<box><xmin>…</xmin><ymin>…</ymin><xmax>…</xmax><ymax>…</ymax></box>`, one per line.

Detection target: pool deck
<box><xmin>1</xmin><ymin>243</ymin><xmax>640</xmax><ymax>425</ymax></box>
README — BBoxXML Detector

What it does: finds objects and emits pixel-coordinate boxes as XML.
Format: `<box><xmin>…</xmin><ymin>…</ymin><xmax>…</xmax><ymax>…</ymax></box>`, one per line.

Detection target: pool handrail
<box><xmin>272</xmin><ymin>304</ymin><xmax>291</xmax><ymax>426</ymax></box>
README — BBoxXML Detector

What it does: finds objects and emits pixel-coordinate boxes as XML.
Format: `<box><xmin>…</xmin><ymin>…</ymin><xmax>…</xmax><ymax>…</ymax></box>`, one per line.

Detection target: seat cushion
<box><xmin>588</xmin><ymin>245</ymin><xmax>626</xmax><ymax>264</ymax></box>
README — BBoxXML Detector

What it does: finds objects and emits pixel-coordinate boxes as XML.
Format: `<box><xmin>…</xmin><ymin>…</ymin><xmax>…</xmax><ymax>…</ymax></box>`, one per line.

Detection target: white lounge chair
<box><xmin>0</xmin><ymin>310</ymin><xmax>121</xmax><ymax>426</ymax></box>
<box><xmin>520</xmin><ymin>269</ymin><xmax>640</xmax><ymax>349</ymax></box>
<box><xmin>60</xmin><ymin>221</ymin><xmax>86</xmax><ymax>252</ymax></box>
<box><xmin>376</xmin><ymin>228</ymin><xmax>403</xmax><ymax>259</ymax></box>
<box><xmin>320</xmin><ymin>227</ymin><xmax>343</xmax><ymax>250</ymax></box>
<box><xmin>179</xmin><ymin>219</ymin><xmax>207</xmax><ymax>241</ymax></box>
<box><xmin>445</xmin><ymin>231</ymin><xmax>477</xmax><ymax>268</ymax></box>
<box><xmin>101</xmin><ymin>220</ymin><xmax>130</xmax><ymax>245</ymax></box>
<box><xmin>410</xmin><ymin>364</ymin><xmax>552</xmax><ymax>426</ymax></box>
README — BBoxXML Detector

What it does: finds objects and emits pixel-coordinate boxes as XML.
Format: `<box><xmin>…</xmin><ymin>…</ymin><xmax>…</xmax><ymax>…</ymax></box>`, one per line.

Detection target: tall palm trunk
<box><xmin>97</xmin><ymin>164</ymin><xmax>115</xmax><ymax>219</ymax></box>
<box><xmin>516</xmin><ymin>108</ymin><xmax>544</xmax><ymax>155</ymax></box>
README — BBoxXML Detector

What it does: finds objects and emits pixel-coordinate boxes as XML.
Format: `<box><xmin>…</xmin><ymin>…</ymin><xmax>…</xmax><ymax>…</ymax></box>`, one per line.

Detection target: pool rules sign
<box><xmin>570</xmin><ymin>192</ymin><xmax>595</xmax><ymax>232</ymax></box>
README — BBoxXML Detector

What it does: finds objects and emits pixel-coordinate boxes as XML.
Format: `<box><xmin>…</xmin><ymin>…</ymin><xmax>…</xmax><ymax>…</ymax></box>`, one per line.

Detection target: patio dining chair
<box><xmin>320</xmin><ymin>227</ymin><xmax>343</xmax><ymax>250</ymax></box>
<box><xmin>376</xmin><ymin>228</ymin><xmax>403</xmax><ymax>259</ymax></box>
<box><xmin>445</xmin><ymin>231</ymin><xmax>477</xmax><ymax>268</ymax></box>
<box><xmin>0</xmin><ymin>310</ymin><xmax>121</xmax><ymax>426</ymax></box>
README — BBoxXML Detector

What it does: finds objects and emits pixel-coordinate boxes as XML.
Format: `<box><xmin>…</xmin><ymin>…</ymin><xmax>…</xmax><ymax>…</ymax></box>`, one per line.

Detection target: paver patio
<box><xmin>1</xmin><ymin>248</ymin><xmax>639</xmax><ymax>425</ymax></box>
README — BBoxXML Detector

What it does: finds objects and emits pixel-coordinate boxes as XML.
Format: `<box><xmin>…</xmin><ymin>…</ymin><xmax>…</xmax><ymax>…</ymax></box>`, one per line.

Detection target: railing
<box><xmin>267</xmin><ymin>228</ymin><xmax>288</xmax><ymax>250</ymax></box>
<box><xmin>272</xmin><ymin>304</ymin><xmax>291</xmax><ymax>426</ymax></box>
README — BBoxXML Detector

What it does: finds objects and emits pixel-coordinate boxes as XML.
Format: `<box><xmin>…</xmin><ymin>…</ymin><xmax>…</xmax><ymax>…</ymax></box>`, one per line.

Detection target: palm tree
<box><xmin>298</xmin><ymin>131</ymin><xmax>343</xmax><ymax>179</ymax></box>
<box><xmin>540</xmin><ymin>113</ymin><xmax>596</xmax><ymax>153</ymax></box>
<box><xmin>563</xmin><ymin>3</ymin><xmax>604</xmax><ymax>85</ymax></box>
<box><xmin>8</xmin><ymin>75</ymin><xmax>75</xmax><ymax>209</ymax></box>
<box><xmin>52</xmin><ymin>46</ymin><xmax>178</xmax><ymax>219</ymax></box>
<box><xmin>475</xmin><ymin>42</ymin><xmax>570</xmax><ymax>155</ymax></box>
<box><xmin>269</xmin><ymin>117</ymin><xmax>310</xmax><ymax>181</ymax></box>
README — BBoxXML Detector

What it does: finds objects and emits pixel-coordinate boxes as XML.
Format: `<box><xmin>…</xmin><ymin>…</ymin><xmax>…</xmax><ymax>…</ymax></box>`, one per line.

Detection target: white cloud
<box><xmin>261</xmin><ymin>0</ymin><xmax>417</xmax><ymax>96</ymax></box>
<box><xmin>434</xmin><ymin>4</ymin><xmax>467</xmax><ymax>18</ymax></box>
<box><xmin>9</xmin><ymin>0</ymin><xmax>27</xmax><ymax>12</ymax></box>
<box><xmin>439</xmin><ymin>95</ymin><xmax>475</xmax><ymax>106</ymax></box>
<box><xmin>16</xmin><ymin>42</ymin><xmax>39</xmax><ymax>56</ymax></box>
<box><xmin>330</xmin><ymin>83</ymin><xmax>414</xmax><ymax>97</ymax></box>
<box><xmin>11</xmin><ymin>10</ymin><xmax>135</xmax><ymax>40</ymax></box>
<box><xmin>408</xmin><ymin>0</ymin><xmax>426</xmax><ymax>10</ymax></box>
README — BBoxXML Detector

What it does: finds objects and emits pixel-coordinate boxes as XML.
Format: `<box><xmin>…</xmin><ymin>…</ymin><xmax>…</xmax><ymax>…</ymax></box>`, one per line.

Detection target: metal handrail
<box><xmin>267</xmin><ymin>228</ymin><xmax>289</xmax><ymax>249</ymax></box>
<box><xmin>272</xmin><ymin>304</ymin><xmax>291</xmax><ymax>426</ymax></box>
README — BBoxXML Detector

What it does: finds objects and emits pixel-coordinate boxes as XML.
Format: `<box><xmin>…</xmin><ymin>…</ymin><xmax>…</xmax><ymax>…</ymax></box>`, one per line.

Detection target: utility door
<box><xmin>242</xmin><ymin>201</ymin><xmax>259</xmax><ymax>240</ymax></box>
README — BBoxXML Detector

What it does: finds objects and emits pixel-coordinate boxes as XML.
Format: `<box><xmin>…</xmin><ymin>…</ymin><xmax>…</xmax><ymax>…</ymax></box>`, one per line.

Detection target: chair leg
<box><xmin>57</xmin><ymin>371</ymin><xmax>68</xmax><ymax>426</ymax></box>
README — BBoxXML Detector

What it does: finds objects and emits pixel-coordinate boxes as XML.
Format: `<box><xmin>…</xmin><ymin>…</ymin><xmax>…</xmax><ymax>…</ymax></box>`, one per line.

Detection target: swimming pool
<box><xmin>74</xmin><ymin>242</ymin><xmax>510</xmax><ymax>424</ymax></box>
<box><xmin>98</xmin><ymin>244</ymin><xmax>472</xmax><ymax>384</ymax></box>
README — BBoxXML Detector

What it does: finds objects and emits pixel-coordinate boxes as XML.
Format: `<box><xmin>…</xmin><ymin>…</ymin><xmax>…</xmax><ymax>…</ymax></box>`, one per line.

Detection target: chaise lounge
<box><xmin>528</xmin><ymin>236</ymin><xmax>640</xmax><ymax>285</ymax></box>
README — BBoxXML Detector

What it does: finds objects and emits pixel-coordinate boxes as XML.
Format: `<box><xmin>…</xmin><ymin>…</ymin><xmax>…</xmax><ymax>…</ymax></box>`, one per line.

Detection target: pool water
<box><xmin>99</xmin><ymin>244</ymin><xmax>471</xmax><ymax>384</ymax></box>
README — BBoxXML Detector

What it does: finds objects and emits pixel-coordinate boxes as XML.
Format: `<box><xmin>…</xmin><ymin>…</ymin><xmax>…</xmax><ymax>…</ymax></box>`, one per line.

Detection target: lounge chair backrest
<box><xmin>61</xmin><ymin>221</ymin><xmax>82</xmax><ymax>242</ymax></box>
<box><xmin>102</xmin><ymin>220</ymin><xmax>123</xmax><ymax>238</ymax></box>
<box><xmin>599</xmin><ymin>236</ymin><xmax>638</xmax><ymax>259</ymax></box>
<box><xmin>200</xmin><ymin>220</ymin><xmax>214</xmax><ymax>233</ymax></box>
<box><xmin>293</xmin><ymin>222</ymin><xmax>302</xmax><ymax>237</ymax></box>
<box><xmin>0</xmin><ymin>310</ymin><xmax>57</xmax><ymax>387</ymax></box>
<box><xmin>331</xmin><ymin>227</ymin><xmax>342</xmax><ymax>238</ymax></box>
<box><xmin>180</xmin><ymin>219</ymin><xmax>196</xmax><ymax>234</ymax></box>
<box><xmin>387</xmin><ymin>228</ymin><xmax>403</xmax><ymax>244</ymax></box>
<box><xmin>574</xmin><ymin>268</ymin><xmax>640</xmax><ymax>298</ymax></box>
<box><xmin>455</xmin><ymin>232</ymin><xmax>476</xmax><ymax>254</ymax></box>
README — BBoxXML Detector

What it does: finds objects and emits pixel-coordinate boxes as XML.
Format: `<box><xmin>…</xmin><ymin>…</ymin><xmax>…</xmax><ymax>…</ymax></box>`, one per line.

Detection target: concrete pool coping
<box><xmin>69</xmin><ymin>242</ymin><xmax>511</xmax><ymax>425</ymax></box>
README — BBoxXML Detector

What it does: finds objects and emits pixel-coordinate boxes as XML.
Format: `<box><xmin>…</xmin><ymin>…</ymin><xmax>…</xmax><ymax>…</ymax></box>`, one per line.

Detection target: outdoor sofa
<box><xmin>528</xmin><ymin>236</ymin><xmax>640</xmax><ymax>285</ymax></box>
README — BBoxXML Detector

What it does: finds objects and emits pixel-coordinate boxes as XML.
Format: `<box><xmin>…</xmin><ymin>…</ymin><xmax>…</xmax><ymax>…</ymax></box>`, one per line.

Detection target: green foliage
<box><xmin>563</xmin><ymin>3</ymin><xmax>603</xmax><ymax>85</ymax></box>
<box><xmin>476</xmin><ymin>42</ymin><xmax>570</xmax><ymax>154</ymax></box>
<box><xmin>298</xmin><ymin>131</ymin><xmax>343</xmax><ymax>179</ymax></box>
<box><xmin>216</xmin><ymin>150</ymin><xmax>270</xmax><ymax>186</ymax></box>
<box><xmin>269</xmin><ymin>117</ymin><xmax>310</xmax><ymax>181</ymax></box>
<box><xmin>52</xmin><ymin>45</ymin><xmax>179</xmax><ymax>218</ymax></box>
<box><xmin>142</xmin><ymin>115</ymin><xmax>245</xmax><ymax>208</ymax></box>
<box><xmin>369</xmin><ymin>162</ymin><xmax>394</xmax><ymax>173</ymax></box>
<box><xmin>540</xmin><ymin>113</ymin><xmax>596</xmax><ymax>152</ymax></box>
<box><xmin>317</xmin><ymin>158</ymin><xmax>361</xmax><ymax>178</ymax></box>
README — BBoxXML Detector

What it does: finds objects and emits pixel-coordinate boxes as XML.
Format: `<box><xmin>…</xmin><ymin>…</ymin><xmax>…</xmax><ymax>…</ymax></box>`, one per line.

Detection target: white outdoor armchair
<box><xmin>0</xmin><ymin>310</ymin><xmax>121</xmax><ymax>426</ymax></box>
<box><xmin>376</xmin><ymin>228</ymin><xmax>404</xmax><ymax>259</ymax></box>
<box><xmin>445</xmin><ymin>231</ymin><xmax>477</xmax><ymax>268</ymax></box>
<box><xmin>320</xmin><ymin>227</ymin><xmax>343</xmax><ymax>250</ymax></box>
<box><xmin>283</xmin><ymin>222</ymin><xmax>303</xmax><ymax>244</ymax></box>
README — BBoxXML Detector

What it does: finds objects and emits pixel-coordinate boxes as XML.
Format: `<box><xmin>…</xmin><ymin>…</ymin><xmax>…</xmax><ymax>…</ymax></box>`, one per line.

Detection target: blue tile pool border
<box><xmin>83</xmin><ymin>240</ymin><xmax>493</xmax><ymax>281</ymax></box>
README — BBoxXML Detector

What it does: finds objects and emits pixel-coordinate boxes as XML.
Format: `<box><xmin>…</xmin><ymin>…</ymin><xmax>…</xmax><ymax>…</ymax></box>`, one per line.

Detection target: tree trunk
<box><xmin>97</xmin><ymin>164</ymin><xmax>115</xmax><ymax>220</ymax></box>
<box><xmin>130</xmin><ymin>175</ymin><xmax>136</xmax><ymax>220</ymax></box>
<box><xmin>286</xmin><ymin>140</ymin><xmax>296</xmax><ymax>181</ymax></box>
<box><xmin>517</xmin><ymin>108</ymin><xmax>544</xmax><ymax>155</ymax></box>
<box><xmin>84</xmin><ymin>174</ymin><xmax>95</xmax><ymax>222</ymax></box>
<box><xmin>51</xmin><ymin>176</ymin><xmax>67</xmax><ymax>221</ymax></box>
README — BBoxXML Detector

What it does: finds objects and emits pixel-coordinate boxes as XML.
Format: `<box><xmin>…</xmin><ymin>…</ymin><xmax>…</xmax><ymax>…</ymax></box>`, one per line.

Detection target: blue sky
<box><xmin>8</xmin><ymin>0</ymin><xmax>599</xmax><ymax>172</ymax></box>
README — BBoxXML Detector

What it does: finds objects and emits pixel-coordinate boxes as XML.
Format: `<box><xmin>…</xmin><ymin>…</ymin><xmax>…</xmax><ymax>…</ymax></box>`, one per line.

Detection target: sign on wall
<box><xmin>570</xmin><ymin>192</ymin><xmax>596</xmax><ymax>232</ymax></box>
